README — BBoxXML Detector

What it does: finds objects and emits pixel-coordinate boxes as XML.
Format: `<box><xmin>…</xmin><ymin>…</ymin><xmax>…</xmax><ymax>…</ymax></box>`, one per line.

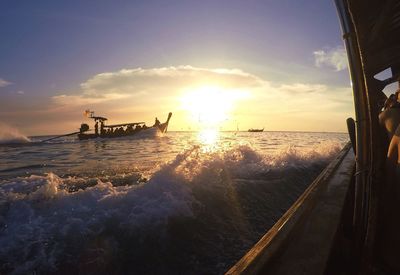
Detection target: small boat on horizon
<box><xmin>248</xmin><ymin>128</ymin><xmax>264</xmax><ymax>132</ymax></box>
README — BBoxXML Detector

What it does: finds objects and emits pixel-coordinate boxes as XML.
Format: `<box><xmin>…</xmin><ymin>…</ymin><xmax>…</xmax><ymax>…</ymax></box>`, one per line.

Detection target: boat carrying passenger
<box><xmin>77</xmin><ymin>111</ymin><xmax>172</xmax><ymax>140</ymax></box>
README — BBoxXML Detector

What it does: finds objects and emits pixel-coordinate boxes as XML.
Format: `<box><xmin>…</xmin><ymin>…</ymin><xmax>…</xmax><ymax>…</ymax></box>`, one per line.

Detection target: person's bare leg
<box><xmin>381</xmin><ymin>126</ymin><xmax>400</xmax><ymax>270</ymax></box>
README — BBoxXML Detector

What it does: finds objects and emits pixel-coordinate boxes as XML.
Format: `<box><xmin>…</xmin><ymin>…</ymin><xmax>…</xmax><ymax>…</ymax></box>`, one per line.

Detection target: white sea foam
<box><xmin>268</xmin><ymin>140</ymin><xmax>343</xmax><ymax>167</ymax></box>
<box><xmin>0</xmin><ymin>141</ymin><xmax>343</xmax><ymax>274</ymax></box>
<box><xmin>166</xmin><ymin>140</ymin><xmax>342</xmax><ymax>182</ymax></box>
<box><xmin>0</xmin><ymin>167</ymin><xmax>194</xmax><ymax>273</ymax></box>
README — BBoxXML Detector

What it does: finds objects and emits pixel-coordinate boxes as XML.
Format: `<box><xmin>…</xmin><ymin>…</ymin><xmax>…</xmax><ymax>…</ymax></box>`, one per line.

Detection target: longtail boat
<box><xmin>77</xmin><ymin>111</ymin><xmax>172</xmax><ymax>140</ymax></box>
<box><xmin>248</xmin><ymin>128</ymin><xmax>264</xmax><ymax>132</ymax></box>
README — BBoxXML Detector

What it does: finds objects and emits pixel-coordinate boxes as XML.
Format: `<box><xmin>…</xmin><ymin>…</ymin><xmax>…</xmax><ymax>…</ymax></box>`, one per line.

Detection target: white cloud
<box><xmin>313</xmin><ymin>46</ymin><xmax>348</xmax><ymax>71</ymax></box>
<box><xmin>279</xmin><ymin>83</ymin><xmax>327</xmax><ymax>94</ymax></box>
<box><xmin>16</xmin><ymin>90</ymin><xmax>24</xmax><ymax>95</ymax></box>
<box><xmin>40</xmin><ymin>65</ymin><xmax>355</xmax><ymax>133</ymax></box>
<box><xmin>52</xmin><ymin>66</ymin><xmax>353</xmax><ymax>117</ymax></box>
<box><xmin>53</xmin><ymin>66</ymin><xmax>264</xmax><ymax>106</ymax></box>
<box><xmin>0</xmin><ymin>78</ymin><xmax>12</xmax><ymax>88</ymax></box>
<box><xmin>52</xmin><ymin>93</ymin><xmax>130</xmax><ymax>106</ymax></box>
<box><xmin>81</xmin><ymin>66</ymin><xmax>263</xmax><ymax>93</ymax></box>
<box><xmin>262</xmin><ymin>82</ymin><xmax>352</xmax><ymax>113</ymax></box>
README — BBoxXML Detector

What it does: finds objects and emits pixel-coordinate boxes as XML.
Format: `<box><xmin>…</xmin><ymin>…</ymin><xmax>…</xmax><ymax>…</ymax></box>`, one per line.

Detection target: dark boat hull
<box><xmin>78</xmin><ymin>113</ymin><xmax>171</xmax><ymax>140</ymax></box>
<box><xmin>78</xmin><ymin>126</ymin><xmax>164</xmax><ymax>140</ymax></box>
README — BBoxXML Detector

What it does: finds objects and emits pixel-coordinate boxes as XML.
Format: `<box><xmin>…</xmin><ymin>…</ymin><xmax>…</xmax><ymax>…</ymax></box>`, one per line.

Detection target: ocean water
<box><xmin>0</xmin><ymin>130</ymin><xmax>348</xmax><ymax>274</ymax></box>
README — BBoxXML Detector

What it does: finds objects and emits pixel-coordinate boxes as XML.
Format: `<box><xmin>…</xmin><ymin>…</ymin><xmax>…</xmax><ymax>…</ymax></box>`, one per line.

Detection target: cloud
<box><xmin>313</xmin><ymin>46</ymin><xmax>348</xmax><ymax>71</ymax></box>
<box><xmin>271</xmin><ymin>83</ymin><xmax>351</xmax><ymax>110</ymax></box>
<box><xmin>82</xmin><ymin>66</ymin><xmax>263</xmax><ymax>92</ymax></box>
<box><xmin>0</xmin><ymin>78</ymin><xmax>12</xmax><ymax>88</ymax></box>
<box><xmin>0</xmin><ymin>65</ymin><xmax>352</xmax><ymax>134</ymax></box>
<box><xmin>52</xmin><ymin>93</ymin><xmax>130</xmax><ymax>106</ymax></box>
<box><xmin>52</xmin><ymin>65</ymin><xmax>353</xmax><ymax>119</ymax></box>
<box><xmin>278</xmin><ymin>83</ymin><xmax>327</xmax><ymax>94</ymax></box>
<box><xmin>53</xmin><ymin>66</ymin><xmax>264</xmax><ymax>106</ymax></box>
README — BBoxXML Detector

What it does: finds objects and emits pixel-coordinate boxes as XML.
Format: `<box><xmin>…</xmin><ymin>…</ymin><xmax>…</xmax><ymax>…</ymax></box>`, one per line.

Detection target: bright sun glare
<box><xmin>198</xmin><ymin>128</ymin><xmax>219</xmax><ymax>146</ymax></box>
<box><xmin>181</xmin><ymin>86</ymin><xmax>248</xmax><ymax>127</ymax></box>
<box><xmin>181</xmin><ymin>86</ymin><xmax>249</xmax><ymax>148</ymax></box>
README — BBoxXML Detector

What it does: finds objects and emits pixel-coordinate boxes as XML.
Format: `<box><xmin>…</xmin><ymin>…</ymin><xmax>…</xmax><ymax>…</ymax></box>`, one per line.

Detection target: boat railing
<box><xmin>226</xmin><ymin>143</ymin><xmax>355</xmax><ymax>274</ymax></box>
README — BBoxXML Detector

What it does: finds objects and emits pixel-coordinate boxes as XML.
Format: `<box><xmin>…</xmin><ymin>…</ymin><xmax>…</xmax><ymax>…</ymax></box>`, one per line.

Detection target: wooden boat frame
<box><xmin>227</xmin><ymin>0</ymin><xmax>400</xmax><ymax>273</ymax></box>
<box><xmin>77</xmin><ymin>112</ymin><xmax>172</xmax><ymax>140</ymax></box>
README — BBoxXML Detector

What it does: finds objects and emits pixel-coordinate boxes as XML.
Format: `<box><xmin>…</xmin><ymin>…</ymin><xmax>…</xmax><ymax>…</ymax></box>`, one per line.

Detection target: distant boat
<box><xmin>248</xmin><ymin>128</ymin><xmax>264</xmax><ymax>132</ymax></box>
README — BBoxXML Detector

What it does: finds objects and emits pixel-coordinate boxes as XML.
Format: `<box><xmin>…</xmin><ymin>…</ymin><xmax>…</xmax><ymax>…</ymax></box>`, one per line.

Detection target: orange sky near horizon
<box><xmin>11</xmin><ymin>66</ymin><xmax>354</xmax><ymax>136</ymax></box>
<box><xmin>0</xmin><ymin>1</ymin><xmax>358</xmax><ymax>136</ymax></box>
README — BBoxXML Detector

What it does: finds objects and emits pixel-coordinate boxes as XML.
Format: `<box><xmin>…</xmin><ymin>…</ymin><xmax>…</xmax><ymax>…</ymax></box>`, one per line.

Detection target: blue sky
<box><xmin>0</xmin><ymin>1</ymin><xmax>353</xmax><ymax>134</ymax></box>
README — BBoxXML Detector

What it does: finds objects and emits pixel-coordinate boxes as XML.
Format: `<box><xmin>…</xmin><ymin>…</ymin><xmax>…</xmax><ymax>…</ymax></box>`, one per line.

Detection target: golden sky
<box><xmin>42</xmin><ymin>66</ymin><xmax>353</xmax><ymax>134</ymax></box>
<box><xmin>0</xmin><ymin>1</ymin><xmax>356</xmax><ymax>135</ymax></box>
<box><xmin>0</xmin><ymin>0</ymin><xmax>353</xmax><ymax>135</ymax></box>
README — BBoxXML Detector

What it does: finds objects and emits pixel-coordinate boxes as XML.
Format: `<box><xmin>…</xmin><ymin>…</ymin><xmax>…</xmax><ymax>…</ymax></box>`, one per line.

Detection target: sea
<box><xmin>0</xmin><ymin>130</ymin><xmax>348</xmax><ymax>274</ymax></box>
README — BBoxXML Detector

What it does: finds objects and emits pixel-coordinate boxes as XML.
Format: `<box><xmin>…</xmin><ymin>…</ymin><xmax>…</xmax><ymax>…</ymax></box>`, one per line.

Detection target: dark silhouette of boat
<box><xmin>77</xmin><ymin>111</ymin><xmax>172</xmax><ymax>140</ymax></box>
<box><xmin>248</xmin><ymin>128</ymin><xmax>264</xmax><ymax>132</ymax></box>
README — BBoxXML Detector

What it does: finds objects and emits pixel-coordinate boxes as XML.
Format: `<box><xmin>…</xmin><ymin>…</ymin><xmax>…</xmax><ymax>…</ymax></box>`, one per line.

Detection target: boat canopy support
<box><xmin>103</xmin><ymin>122</ymin><xmax>145</xmax><ymax>128</ymax></box>
<box><xmin>335</xmin><ymin>0</ymin><xmax>400</xmax><ymax>269</ymax></box>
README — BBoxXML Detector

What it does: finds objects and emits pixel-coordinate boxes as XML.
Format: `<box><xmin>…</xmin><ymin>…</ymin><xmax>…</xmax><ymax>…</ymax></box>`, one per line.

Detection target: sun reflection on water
<box><xmin>197</xmin><ymin>128</ymin><xmax>220</xmax><ymax>151</ymax></box>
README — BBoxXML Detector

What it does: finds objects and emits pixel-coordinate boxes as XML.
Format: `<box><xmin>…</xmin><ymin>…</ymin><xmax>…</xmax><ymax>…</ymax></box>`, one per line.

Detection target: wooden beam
<box><xmin>368</xmin><ymin>0</ymin><xmax>397</xmax><ymax>44</ymax></box>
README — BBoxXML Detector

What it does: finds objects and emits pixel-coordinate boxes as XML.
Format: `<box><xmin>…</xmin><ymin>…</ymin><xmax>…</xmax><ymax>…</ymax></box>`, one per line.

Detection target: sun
<box><xmin>180</xmin><ymin>86</ymin><xmax>248</xmax><ymax>127</ymax></box>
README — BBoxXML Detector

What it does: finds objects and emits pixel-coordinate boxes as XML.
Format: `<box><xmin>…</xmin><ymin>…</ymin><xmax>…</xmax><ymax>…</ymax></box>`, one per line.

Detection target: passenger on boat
<box><xmin>379</xmin><ymin>94</ymin><xmax>400</xmax><ymax>140</ymax></box>
<box><xmin>380</xmin><ymin>92</ymin><xmax>400</xmax><ymax>261</ymax></box>
<box><xmin>154</xmin><ymin>117</ymin><xmax>160</xmax><ymax>127</ymax></box>
<box><xmin>382</xmin><ymin>122</ymin><xmax>400</xmax><ymax>270</ymax></box>
<box><xmin>387</xmin><ymin>125</ymin><xmax>400</xmax><ymax>179</ymax></box>
<box><xmin>95</xmin><ymin>122</ymin><xmax>99</xmax><ymax>136</ymax></box>
<box><xmin>100</xmin><ymin>121</ymin><xmax>105</xmax><ymax>135</ymax></box>
<box><xmin>395</xmin><ymin>88</ymin><xmax>400</xmax><ymax>100</ymax></box>
<box><xmin>378</xmin><ymin>90</ymin><xmax>389</xmax><ymax>111</ymax></box>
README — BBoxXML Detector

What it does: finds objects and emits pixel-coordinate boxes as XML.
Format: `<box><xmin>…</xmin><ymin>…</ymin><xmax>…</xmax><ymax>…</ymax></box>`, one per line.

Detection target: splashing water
<box><xmin>0</xmin><ymin>123</ymin><xmax>30</xmax><ymax>144</ymax></box>
<box><xmin>0</xmin><ymin>131</ymin><xmax>348</xmax><ymax>274</ymax></box>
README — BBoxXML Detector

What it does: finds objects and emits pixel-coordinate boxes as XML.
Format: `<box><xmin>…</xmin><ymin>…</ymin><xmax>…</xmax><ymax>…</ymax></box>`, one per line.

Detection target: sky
<box><xmin>0</xmin><ymin>0</ymin><xmax>354</xmax><ymax>135</ymax></box>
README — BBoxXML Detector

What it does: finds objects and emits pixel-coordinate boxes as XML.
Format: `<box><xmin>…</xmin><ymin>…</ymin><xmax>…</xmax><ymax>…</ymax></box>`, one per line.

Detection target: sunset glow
<box><xmin>0</xmin><ymin>1</ymin><xmax>358</xmax><ymax>273</ymax></box>
<box><xmin>180</xmin><ymin>86</ymin><xmax>249</xmax><ymax>128</ymax></box>
<box><xmin>0</xmin><ymin>1</ymin><xmax>355</xmax><ymax>135</ymax></box>
<box><xmin>197</xmin><ymin>128</ymin><xmax>220</xmax><ymax>149</ymax></box>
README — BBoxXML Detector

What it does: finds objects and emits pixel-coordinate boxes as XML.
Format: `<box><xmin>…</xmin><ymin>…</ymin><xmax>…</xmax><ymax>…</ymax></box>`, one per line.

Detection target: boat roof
<box><xmin>347</xmin><ymin>0</ymin><xmax>400</xmax><ymax>84</ymax></box>
<box><xmin>104</xmin><ymin>122</ymin><xmax>145</xmax><ymax>128</ymax></box>
<box><xmin>91</xmin><ymin>116</ymin><xmax>108</xmax><ymax>121</ymax></box>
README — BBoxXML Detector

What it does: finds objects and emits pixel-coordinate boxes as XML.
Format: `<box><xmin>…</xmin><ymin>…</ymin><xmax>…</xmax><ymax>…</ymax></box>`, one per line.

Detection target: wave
<box><xmin>0</xmin><ymin>164</ymin><xmax>59</xmax><ymax>174</ymax></box>
<box><xmin>0</xmin><ymin>141</ymin><xmax>342</xmax><ymax>274</ymax></box>
<box><xmin>0</xmin><ymin>123</ymin><xmax>30</xmax><ymax>144</ymax></box>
